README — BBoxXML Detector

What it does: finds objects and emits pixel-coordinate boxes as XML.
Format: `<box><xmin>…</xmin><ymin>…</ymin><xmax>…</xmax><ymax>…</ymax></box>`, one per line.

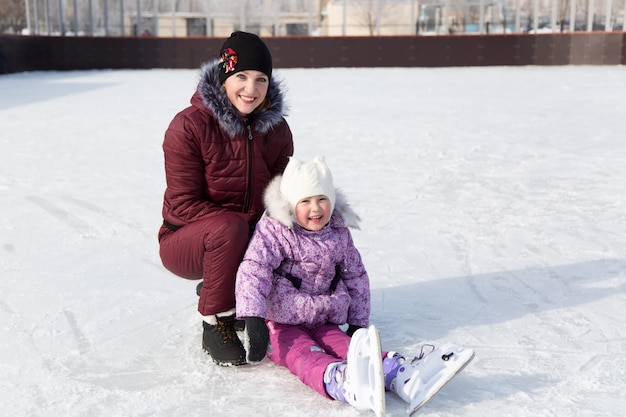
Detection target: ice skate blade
<box><xmin>347</xmin><ymin>325</ymin><xmax>386</xmax><ymax>417</ymax></box>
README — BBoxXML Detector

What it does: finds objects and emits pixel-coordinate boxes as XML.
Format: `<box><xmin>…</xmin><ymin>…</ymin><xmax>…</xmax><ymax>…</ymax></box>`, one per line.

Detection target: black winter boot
<box><xmin>202</xmin><ymin>315</ymin><xmax>247</xmax><ymax>366</ymax></box>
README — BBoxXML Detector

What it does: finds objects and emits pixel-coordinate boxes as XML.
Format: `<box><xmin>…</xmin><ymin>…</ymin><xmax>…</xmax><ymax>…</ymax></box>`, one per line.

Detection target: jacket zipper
<box><xmin>243</xmin><ymin>124</ymin><xmax>253</xmax><ymax>213</ymax></box>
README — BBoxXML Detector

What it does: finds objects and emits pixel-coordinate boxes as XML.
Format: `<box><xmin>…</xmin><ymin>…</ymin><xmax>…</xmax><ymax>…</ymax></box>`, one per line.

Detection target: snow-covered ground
<box><xmin>1</xmin><ymin>65</ymin><xmax>625</xmax><ymax>417</ymax></box>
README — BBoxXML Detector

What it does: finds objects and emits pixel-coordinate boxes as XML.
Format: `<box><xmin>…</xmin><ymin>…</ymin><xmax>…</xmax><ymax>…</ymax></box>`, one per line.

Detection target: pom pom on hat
<box><xmin>280</xmin><ymin>156</ymin><xmax>336</xmax><ymax>215</ymax></box>
<box><xmin>218</xmin><ymin>31</ymin><xmax>273</xmax><ymax>85</ymax></box>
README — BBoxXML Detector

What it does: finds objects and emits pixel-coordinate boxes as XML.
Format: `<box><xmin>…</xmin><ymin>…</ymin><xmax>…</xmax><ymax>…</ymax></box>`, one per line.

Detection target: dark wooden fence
<box><xmin>1</xmin><ymin>32</ymin><xmax>625</xmax><ymax>74</ymax></box>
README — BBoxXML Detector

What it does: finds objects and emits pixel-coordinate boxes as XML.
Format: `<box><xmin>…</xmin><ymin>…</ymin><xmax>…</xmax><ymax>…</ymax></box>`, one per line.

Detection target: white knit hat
<box><xmin>280</xmin><ymin>156</ymin><xmax>336</xmax><ymax>214</ymax></box>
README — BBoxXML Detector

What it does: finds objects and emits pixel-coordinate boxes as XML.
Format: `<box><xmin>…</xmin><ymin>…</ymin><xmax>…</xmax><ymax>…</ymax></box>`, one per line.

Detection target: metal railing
<box><xmin>7</xmin><ymin>0</ymin><xmax>626</xmax><ymax>36</ymax></box>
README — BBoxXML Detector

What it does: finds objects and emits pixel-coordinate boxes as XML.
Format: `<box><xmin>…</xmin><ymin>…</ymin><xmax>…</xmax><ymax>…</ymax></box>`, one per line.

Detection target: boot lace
<box><xmin>214</xmin><ymin>319</ymin><xmax>238</xmax><ymax>344</ymax></box>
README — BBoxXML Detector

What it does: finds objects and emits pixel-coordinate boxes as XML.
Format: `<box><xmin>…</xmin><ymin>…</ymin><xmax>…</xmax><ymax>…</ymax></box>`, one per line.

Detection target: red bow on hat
<box><xmin>220</xmin><ymin>47</ymin><xmax>238</xmax><ymax>74</ymax></box>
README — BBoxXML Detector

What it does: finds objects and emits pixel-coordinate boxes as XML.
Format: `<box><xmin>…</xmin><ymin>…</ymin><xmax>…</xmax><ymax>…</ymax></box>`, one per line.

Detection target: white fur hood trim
<box><xmin>263</xmin><ymin>175</ymin><xmax>361</xmax><ymax>229</ymax></box>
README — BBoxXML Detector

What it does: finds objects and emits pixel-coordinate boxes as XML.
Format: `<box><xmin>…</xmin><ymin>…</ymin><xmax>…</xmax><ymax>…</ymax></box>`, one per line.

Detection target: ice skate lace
<box><xmin>416</xmin><ymin>343</ymin><xmax>435</xmax><ymax>360</ymax></box>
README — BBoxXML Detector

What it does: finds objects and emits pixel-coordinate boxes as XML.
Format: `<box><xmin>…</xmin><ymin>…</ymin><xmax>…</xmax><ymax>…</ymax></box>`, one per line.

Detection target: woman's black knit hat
<box><xmin>218</xmin><ymin>31</ymin><xmax>273</xmax><ymax>85</ymax></box>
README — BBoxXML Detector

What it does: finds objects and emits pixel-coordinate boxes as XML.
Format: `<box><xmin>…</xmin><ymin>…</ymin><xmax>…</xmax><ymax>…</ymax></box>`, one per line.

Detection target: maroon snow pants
<box><xmin>158</xmin><ymin>212</ymin><xmax>250</xmax><ymax>316</ymax></box>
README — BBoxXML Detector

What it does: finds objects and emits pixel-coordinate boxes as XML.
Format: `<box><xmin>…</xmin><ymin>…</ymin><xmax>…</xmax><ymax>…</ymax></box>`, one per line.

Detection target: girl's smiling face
<box><xmin>223</xmin><ymin>70</ymin><xmax>269</xmax><ymax>116</ymax></box>
<box><xmin>295</xmin><ymin>195</ymin><xmax>332</xmax><ymax>231</ymax></box>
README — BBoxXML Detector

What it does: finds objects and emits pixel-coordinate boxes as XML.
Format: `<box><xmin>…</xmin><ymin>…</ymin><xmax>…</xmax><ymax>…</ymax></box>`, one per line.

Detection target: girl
<box><xmin>236</xmin><ymin>157</ymin><xmax>474</xmax><ymax>415</ymax></box>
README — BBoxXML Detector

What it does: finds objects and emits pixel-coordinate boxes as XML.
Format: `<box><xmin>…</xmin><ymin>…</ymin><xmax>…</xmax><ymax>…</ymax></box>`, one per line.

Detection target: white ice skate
<box><xmin>392</xmin><ymin>342</ymin><xmax>474</xmax><ymax>415</ymax></box>
<box><xmin>344</xmin><ymin>325</ymin><xmax>386</xmax><ymax>417</ymax></box>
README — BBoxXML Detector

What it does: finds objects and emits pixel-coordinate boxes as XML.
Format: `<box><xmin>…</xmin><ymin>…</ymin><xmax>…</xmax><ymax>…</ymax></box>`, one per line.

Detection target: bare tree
<box><xmin>350</xmin><ymin>0</ymin><xmax>406</xmax><ymax>35</ymax></box>
<box><xmin>0</xmin><ymin>0</ymin><xmax>27</xmax><ymax>33</ymax></box>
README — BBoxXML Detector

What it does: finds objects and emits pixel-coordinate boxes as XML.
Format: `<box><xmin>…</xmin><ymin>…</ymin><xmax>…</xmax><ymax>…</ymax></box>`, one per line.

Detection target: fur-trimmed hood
<box><xmin>263</xmin><ymin>175</ymin><xmax>361</xmax><ymax>229</ymax></box>
<box><xmin>195</xmin><ymin>59</ymin><xmax>288</xmax><ymax>138</ymax></box>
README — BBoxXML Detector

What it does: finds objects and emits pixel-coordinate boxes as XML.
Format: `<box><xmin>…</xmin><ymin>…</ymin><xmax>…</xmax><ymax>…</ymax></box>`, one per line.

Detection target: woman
<box><xmin>158</xmin><ymin>31</ymin><xmax>294</xmax><ymax>366</ymax></box>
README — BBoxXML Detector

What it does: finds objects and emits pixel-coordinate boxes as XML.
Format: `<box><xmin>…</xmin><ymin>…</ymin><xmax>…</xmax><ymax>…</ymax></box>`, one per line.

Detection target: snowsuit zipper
<box><xmin>243</xmin><ymin>124</ymin><xmax>253</xmax><ymax>213</ymax></box>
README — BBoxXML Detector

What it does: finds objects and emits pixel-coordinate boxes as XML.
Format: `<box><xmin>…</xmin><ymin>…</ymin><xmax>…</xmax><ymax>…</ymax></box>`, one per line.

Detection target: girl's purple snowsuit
<box><xmin>236</xmin><ymin>177</ymin><xmax>370</xmax><ymax>397</ymax></box>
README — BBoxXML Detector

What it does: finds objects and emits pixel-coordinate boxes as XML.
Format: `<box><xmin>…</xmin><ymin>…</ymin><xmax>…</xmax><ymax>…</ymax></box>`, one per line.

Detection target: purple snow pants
<box><xmin>266</xmin><ymin>321</ymin><xmax>352</xmax><ymax>399</ymax></box>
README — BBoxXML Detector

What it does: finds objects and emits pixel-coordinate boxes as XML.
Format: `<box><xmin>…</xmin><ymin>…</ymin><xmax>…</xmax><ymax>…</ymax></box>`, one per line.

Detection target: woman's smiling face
<box><xmin>223</xmin><ymin>70</ymin><xmax>269</xmax><ymax>116</ymax></box>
